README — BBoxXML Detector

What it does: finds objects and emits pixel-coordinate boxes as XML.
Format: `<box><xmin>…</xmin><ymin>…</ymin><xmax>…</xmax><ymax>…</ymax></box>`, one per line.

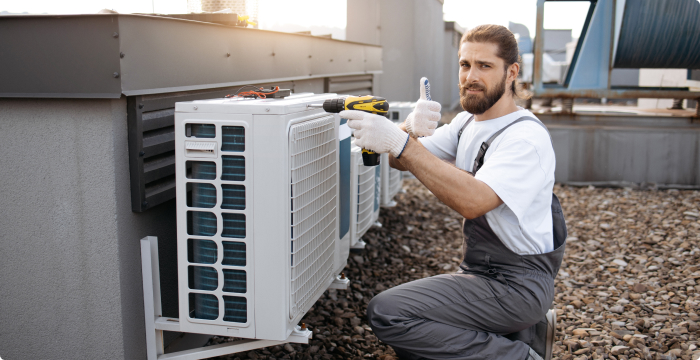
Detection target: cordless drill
<box><xmin>309</xmin><ymin>95</ymin><xmax>390</xmax><ymax>166</ymax></box>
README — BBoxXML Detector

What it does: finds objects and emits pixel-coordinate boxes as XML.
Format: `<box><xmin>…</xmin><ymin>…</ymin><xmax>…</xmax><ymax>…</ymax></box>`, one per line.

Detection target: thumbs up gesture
<box><xmin>405</xmin><ymin>77</ymin><xmax>441</xmax><ymax>138</ymax></box>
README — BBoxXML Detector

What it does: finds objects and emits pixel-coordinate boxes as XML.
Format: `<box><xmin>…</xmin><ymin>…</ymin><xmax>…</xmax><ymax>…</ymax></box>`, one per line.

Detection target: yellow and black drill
<box><xmin>309</xmin><ymin>95</ymin><xmax>389</xmax><ymax>166</ymax></box>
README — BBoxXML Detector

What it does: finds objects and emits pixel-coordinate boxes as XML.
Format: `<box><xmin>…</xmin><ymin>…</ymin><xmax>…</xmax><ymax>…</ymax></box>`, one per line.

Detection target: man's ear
<box><xmin>509</xmin><ymin>62</ymin><xmax>520</xmax><ymax>82</ymax></box>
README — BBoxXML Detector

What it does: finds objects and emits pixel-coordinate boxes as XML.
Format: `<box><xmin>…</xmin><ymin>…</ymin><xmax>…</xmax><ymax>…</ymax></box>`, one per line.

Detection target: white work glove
<box><xmin>341</xmin><ymin>110</ymin><xmax>410</xmax><ymax>158</ymax></box>
<box><xmin>404</xmin><ymin>77</ymin><xmax>442</xmax><ymax>137</ymax></box>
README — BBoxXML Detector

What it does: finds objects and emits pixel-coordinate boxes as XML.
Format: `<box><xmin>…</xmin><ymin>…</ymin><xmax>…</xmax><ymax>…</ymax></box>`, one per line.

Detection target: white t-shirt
<box><xmin>420</xmin><ymin>109</ymin><xmax>555</xmax><ymax>255</ymax></box>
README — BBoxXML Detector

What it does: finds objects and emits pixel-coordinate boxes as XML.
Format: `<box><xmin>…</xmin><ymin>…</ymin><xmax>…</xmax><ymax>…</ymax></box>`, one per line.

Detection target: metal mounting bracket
<box><xmin>350</xmin><ymin>239</ymin><xmax>366</xmax><ymax>250</ymax></box>
<box><xmin>381</xmin><ymin>200</ymin><xmax>397</xmax><ymax>208</ymax></box>
<box><xmin>327</xmin><ymin>274</ymin><xmax>350</xmax><ymax>290</ymax></box>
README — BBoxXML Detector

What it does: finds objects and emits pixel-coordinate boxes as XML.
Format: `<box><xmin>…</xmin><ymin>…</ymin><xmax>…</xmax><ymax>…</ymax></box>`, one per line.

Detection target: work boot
<box><xmin>529</xmin><ymin>309</ymin><xmax>556</xmax><ymax>360</ymax></box>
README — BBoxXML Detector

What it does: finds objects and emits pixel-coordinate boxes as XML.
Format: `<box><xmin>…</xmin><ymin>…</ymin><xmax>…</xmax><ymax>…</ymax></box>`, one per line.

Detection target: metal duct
<box><xmin>615</xmin><ymin>0</ymin><xmax>700</xmax><ymax>68</ymax></box>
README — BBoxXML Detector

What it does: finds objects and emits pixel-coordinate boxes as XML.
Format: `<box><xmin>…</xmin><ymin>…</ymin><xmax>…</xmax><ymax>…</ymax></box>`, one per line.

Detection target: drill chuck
<box><xmin>322</xmin><ymin>98</ymin><xmax>347</xmax><ymax>113</ymax></box>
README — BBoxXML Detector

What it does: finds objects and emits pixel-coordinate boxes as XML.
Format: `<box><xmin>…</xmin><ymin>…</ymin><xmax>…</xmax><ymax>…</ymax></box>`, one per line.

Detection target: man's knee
<box><xmin>366</xmin><ymin>290</ymin><xmax>396</xmax><ymax>330</ymax></box>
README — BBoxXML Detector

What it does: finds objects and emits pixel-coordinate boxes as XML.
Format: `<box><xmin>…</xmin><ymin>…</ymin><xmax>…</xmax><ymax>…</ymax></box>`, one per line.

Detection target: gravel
<box><xmin>208</xmin><ymin>180</ymin><xmax>700</xmax><ymax>360</ymax></box>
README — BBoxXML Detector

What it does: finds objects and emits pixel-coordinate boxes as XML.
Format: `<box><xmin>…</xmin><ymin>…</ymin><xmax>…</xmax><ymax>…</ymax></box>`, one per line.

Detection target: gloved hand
<box><xmin>341</xmin><ymin>110</ymin><xmax>410</xmax><ymax>158</ymax></box>
<box><xmin>405</xmin><ymin>77</ymin><xmax>441</xmax><ymax>137</ymax></box>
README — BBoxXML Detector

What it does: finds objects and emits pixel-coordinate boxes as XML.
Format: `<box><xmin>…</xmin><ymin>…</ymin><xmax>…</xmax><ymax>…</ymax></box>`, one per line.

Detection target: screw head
<box><xmin>120</xmin><ymin>52</ymin><xmax>125</xmax><ymax>58</ymax></box>
<box><xmin>139</xmin><ymin>151</ymin><xmax>145</xmax><ymax>157</ymax></box>
<box><xmin>193</xmin><ymin>106</ymin><xmax>198</xmax><ymax>110</ymax></box>
<box><xmin>226</xmin><ymin>52</ymin><xmax>231</xmax><ymax>57</ymax></box>
<box><xmin>113</xmin><ymin>32</ymin><xmax>119</xmax><ymax>38</ymax></box>
<box><xmin>138</xmin><ymin>103</ymin><xmax>144</xmax><ymax>109</ymax></box>
<box><xmin>265</xmin><ymin>108</ymin><xmax>270</xmax><ymax>112</ymax></box>
<box><xmin>271</xmin><ymin>52</ymin><xmax>275</xmax><ymax>56</ymax></box>
<box><xmin>113</xmin><ymin>72</ymin><xmax>120</xmax><ymax>78</ymax></box>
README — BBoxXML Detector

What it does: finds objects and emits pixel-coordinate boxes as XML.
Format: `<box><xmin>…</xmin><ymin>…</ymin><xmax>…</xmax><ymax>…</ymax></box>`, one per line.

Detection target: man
<box><xmin>341</xmin><ymin>25</ymin><xmax>567</xmax><ymax>360</ymax></box>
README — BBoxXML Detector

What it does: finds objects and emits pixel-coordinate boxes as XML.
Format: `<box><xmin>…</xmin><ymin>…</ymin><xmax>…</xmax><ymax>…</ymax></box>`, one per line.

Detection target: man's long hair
<box><xmin>460</xmin><ymin>25</ymin><xmax>532</xmax><ymax>100</ymax></box>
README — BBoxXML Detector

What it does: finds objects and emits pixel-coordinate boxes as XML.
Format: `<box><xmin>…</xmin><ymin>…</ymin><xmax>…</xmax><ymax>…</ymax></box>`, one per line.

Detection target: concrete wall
<box><xmin>0</xmin><ymin>98</ymin><xmax>177</xmax><ymax>360</ymax></box>
<box><xmin>345</xmin><ymin>0</ymin><xmax>381</xmax><ymax>45</ymax></box>
<box><xmin>347</xmin><ymin>0</ymin><xmax>446</xmax><ymax>104</ymax></box>
<box><xmin>443</xmin><ymin>23</ymin><xmax>462</xmax><ymax>111</ymax></box>
<box><xmin>543</xmin><ymin>29</ymin><xmax>572</xmax><ymax>62</ymax></box>
<box><xmin>610</xmin><ymin>68</ymin><xmax>639</xmax><ymax>87</ymax></box>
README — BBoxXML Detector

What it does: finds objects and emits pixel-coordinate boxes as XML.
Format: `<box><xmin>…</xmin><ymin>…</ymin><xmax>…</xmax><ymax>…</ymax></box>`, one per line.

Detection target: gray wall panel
<box><xmin>117</xmin><ymin>16</ymin><xmax>381</xmax><ymax>96</ymax></box>
<box><xmin>0</xmin><ymin>16</ymin><xmax>122</xmax><ymax>98</ymax></box>
<box><xmin>547</xmin><ymin>118</ymin><xmax>700</xmax><ymax>186</ymax></box>
<box><xmin>347</xmin><ymin>0</ymin><xmax>445</xmax><ymax>103</ymax></box>
<box><xmin>0</xmin><ymin>14</ymin><xmax>381</xmax><ymax>99</ymax></box>
<box><xmin>0</xmin><ymin>99</ymin><xmax>125</xmax><ymax>359</ymax></box>
<box><xmin>0</xmin><ymin>98</ymin><xmax>179</xmax><ymax>360</ymax></box>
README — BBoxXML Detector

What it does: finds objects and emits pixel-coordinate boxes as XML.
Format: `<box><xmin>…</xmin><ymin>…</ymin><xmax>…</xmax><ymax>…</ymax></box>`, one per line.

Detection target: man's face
<box><xmin>458</xmin><ymin>41</ymin><xmax>508</xmax><ymax>115</ymax></box>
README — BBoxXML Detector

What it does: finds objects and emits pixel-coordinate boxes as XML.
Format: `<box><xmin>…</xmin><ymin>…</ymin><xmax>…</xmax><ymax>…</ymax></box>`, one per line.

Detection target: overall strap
<box><xmin>457</xmin><ymin>115</ymin><xmax>475</xmax><ymax>141</ymax></box>
<box><xmin>484</xmin><ymin>116</ymin><xmax>551</xmax><ymax>146</ymax></box>
<box><xmin>472</xmin><ymin>116</ymin><xmax>551</xmax><ymax>174</ymax></box>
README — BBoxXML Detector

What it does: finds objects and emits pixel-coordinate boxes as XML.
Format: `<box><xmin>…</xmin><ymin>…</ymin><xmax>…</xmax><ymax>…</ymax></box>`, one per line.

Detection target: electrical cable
<box><xmin>225</xmin><ymin>86</ymin><xmax>280</xmax><ymax>99</ymax></box>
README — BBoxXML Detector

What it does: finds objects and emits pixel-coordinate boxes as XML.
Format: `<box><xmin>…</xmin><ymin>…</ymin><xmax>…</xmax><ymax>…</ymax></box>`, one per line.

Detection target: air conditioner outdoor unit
<box><xmin>379</xmin><ymin>153</ymin><xmax>404</xmax><ymax>207</ymax></box>
<box><xmin>387</xmin><ymin>101</ymin><xmax>416</xmax><ymax>124</ymax></box>
<box><xmin>387</xmin><ymin>102</ymin><xmax>418</xmax><ymax>180</ymax></box>
<box><xmin>173</xmin><ymin>93</ymin><xmax>351</xmax><ymax>341</ymax></box>
<box><xmin>349</xmin><ymin>143</ymin><xmax>381</xmax><ymax>249</ymax></box>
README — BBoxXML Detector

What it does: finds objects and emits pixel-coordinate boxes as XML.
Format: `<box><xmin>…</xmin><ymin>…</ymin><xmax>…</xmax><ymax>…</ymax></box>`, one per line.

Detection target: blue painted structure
<box><xmin>533</xmin><ymin>0</ymin><xmax>700</xmax><ymax>102</ymax></box>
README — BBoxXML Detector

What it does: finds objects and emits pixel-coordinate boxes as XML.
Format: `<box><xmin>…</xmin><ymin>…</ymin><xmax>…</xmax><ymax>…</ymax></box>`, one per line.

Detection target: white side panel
<box><xmin>349</xmin><ymin>145</ymin><xmax>362</xmax><ymax>246</ymax></box>
<box><xmin>252</xmin><ymin>113</ymin><xmax>292</xmax><ymax>341</ymax></box>
<box><xmin>380</xmin><ymin>153</ymin><xmax>392</xmax><ymax>206</ymax></box>
<box><xmin>334</xmin><ymin>115</ymin><xmax>350</xmax><ymax>275</ymax></box>
<box><xmin>354</xmin><ymin>148</ymin><xmax>376</xmax><ymax>241</ymax></box>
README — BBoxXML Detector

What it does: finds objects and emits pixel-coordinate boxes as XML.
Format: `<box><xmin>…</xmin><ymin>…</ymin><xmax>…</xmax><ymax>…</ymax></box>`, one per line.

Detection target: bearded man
<box><xmin>341</xmin><ymin>25</ymin><xmax>567</xmax><ymax>360</ymax></box>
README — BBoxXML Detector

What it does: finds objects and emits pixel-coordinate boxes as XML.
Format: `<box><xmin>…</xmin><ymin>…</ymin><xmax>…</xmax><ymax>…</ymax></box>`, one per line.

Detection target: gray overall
<box><xmin>367</xmin><ymin>116</ymin><xmax>567</xmax><ymax>360</ymax></box>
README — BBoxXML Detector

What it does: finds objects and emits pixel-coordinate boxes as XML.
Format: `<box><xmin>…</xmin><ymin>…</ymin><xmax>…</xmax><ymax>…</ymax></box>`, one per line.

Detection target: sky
<box><xmin>0</xmin><ymin>0</ymin><xmax>589</xmax><ymax>40</ymax></box>
<box><xmin>444</xmin><ymin>0</ymin><xmax>590</xmax><ymax>40</ymax></box>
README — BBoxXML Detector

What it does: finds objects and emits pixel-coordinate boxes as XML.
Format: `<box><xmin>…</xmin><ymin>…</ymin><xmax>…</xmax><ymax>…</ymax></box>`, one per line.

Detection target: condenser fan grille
<box><xmin>222</xmin><ymin>126</ymin><xmax>245</xmax><ymax>152</ymax></box>
<box><xmin>186</xmin><ymin>123</ymin><xmax>249</xmax><ymax>324</ymax></box>
<box><xmin>289</xmin><ymin>115</ymin><xmax>337</xmax><ymax>320</ymax></box>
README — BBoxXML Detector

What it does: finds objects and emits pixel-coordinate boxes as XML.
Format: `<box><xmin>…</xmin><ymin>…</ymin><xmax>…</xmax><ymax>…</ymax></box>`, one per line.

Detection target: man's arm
<box><xmin>392</xmin><ymin>137</ymin><xmax>503</xmax><ymax>219</ymax></box>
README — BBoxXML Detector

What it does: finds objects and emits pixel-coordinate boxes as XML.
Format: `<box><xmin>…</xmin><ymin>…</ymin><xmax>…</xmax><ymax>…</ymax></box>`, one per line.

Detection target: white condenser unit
<box><xmin>174</xmin><ymin>94</ymin><xmax>351</xmax><ymax>341</ymax></box>
<box><xmin>388</xmin><ymin>101</ymin><xmax>417</xmax><ymax>180</ymax></box>
<box><xmin>349</xmin><ymin>143</ymin><xmax>381</xmax><ymax>248</ymax></box>
<box><xmin>387</xmin><ymin>101</ymin><xmax>416</xmax><ymax>124</ymax></box>
<box><xmin>379</xmin><ymin>153</ymin><xmax>404</xmax><ymax>207</ymax></box>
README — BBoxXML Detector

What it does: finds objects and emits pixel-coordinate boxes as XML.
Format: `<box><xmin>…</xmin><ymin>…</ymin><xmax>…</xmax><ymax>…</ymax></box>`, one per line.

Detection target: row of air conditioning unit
<box><xmin>173</xmin><ymin>93</ymin><xmax>405</xmax><ymax>341</ymax></box>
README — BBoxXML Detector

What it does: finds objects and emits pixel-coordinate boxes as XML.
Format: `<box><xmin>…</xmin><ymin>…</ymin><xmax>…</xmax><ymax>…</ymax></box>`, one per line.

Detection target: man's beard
<box><xmin>459</xmin><ymin>72</ymin><xmax>507</xmax><ymax>115</ymax></box>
